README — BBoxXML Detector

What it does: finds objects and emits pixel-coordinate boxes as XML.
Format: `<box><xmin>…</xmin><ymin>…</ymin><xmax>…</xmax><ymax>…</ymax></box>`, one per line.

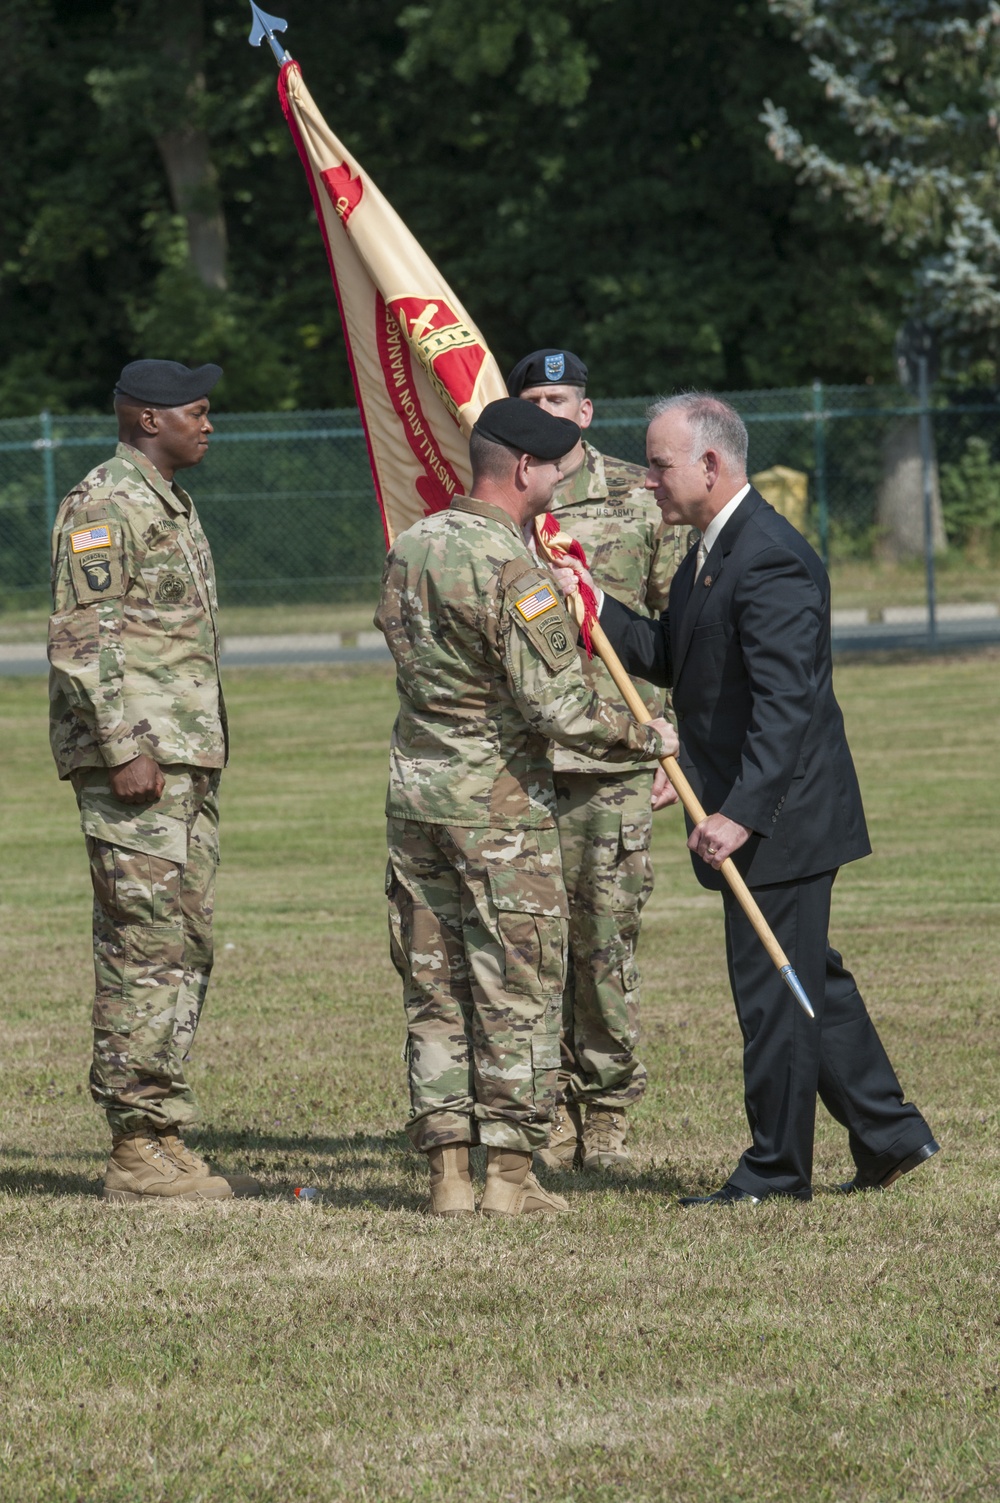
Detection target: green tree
<box><xmin>761</xmin><ymin>0</ymin><xmax>1000</xmax><ymax>376</ymax></box>
<box><xmin>392</xmin><ymin>0</ymin><xmax>908</xmax><ymax>393</ymax></box>
<box><xmin>0</xmin><ymin>0</ymin><xmax>910</xmax><ymax>415</ymax></box>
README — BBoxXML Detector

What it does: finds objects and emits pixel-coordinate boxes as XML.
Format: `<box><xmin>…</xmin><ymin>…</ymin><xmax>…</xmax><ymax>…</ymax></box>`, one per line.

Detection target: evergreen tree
<box><xmin>762</xmin><ymin>0</ymin><xmax>1000</xmax><ymax>378</ymax></box>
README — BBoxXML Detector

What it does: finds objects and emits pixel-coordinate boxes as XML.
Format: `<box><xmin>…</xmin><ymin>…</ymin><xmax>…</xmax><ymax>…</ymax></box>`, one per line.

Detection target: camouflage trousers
<box><xmin>71</xmin><ymin>766</ymin><xmax>221</xmax><ymax>1138</ymax></box>
<box><xmin>552</xmin><ymin>770</ymin><xmax>654</xmax><ymax>1109</ymax></box>
<box><xmin>385</xmin><ymin>817</ymin><xmax>568</xmax><ymax>1153</ymax></box>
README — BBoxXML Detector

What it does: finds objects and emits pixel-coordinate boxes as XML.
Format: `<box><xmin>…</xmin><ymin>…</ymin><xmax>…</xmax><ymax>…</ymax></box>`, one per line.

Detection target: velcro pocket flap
<box><xmin>620</xmin><ymin>811</ymin><xmax>652</xmax><ymax>853</ymax></box>
<box><xmin>531</xmin><ymin>1033</ymin><xmax>561</xmax><ymax>1072</ymax></box>
<box><xmin>485</xmin><ymin>829</ymin><xmax>568</xmax><ymax>918</ymax></box>
<box><xmin>80</xmin><ymin>789</ymin><xmax>188</xmax><ymax>864</ymax></box>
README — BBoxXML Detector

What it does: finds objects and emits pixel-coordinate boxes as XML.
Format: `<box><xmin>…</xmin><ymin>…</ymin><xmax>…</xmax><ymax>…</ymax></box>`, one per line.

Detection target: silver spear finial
<box><xmin>248</xmin><ymin>2</ymin><xmax>290</xmax><ymax>66</ymax></box>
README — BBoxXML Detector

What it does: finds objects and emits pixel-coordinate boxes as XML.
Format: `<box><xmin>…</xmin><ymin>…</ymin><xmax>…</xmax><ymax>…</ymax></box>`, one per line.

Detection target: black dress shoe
<box><xmin>836</xmin><ymin>1138</ymin><xmax>940</xmax><ymax>1194</ymax></box>
<box><xmin>678</xmin><ymin>1183</ymin><xmax>762</xmax><ymax>1207</ymax></box>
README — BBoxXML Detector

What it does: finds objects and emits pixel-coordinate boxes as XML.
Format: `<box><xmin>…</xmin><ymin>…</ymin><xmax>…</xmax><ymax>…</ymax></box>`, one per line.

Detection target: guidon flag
<box><xmin>276</xmin><ymin>60</ymin><xmax>507</xmax><ymax>543</ymax></box>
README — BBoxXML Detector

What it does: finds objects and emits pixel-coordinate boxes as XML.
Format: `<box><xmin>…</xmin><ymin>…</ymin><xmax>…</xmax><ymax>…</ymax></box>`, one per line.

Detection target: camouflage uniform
<box><xmin>375</xmin><ymin>495</ymin><xmax>664</xmax><ymax>1154</ymax></box>
<box><xmin>48</xmin><ymin>442</ymin><xmax>227</xmax><ymax>1138</ymax></box>
<box><xmin>543</xmin><ymin>442</ymin><xmax>680</xmax><ymax>1109</ymax></box>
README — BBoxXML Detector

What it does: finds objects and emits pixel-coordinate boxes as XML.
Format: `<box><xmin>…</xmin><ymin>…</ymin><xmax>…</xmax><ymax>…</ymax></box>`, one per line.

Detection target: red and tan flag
<box><xmin>277</xmin><ymin>61</ymin><xmax>507</xmax><ymax>543</ymax></box>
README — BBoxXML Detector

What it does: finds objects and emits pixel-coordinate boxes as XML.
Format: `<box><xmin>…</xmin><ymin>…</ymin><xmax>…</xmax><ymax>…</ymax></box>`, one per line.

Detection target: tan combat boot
<box><xmin>158</xmin><ymin>1129</ymin><xmax>263</xmax><ymax>1199</ymax></box>
<box><xmin>535</xmin><ymin>1100</ymin><xmax>583</xmax><ymax>1171</ymax></box>
<box><xmin>102</xmin><ymin>1128</ymin><xmax>233</xmax><ymax>1204</ymax></box>
<box><xmin>479</xmin><ymin>1149</ymin><xmax>568</xmax><ymax>1216</ymax></box>
<box><xmin>425</xmin><ymin>1144</ymin><xmax>475</xmax><ymax>1217</ymax></box>
<box><xmin>581</xmin><ymin>1105</ymin><xmax>631</xmax><ymax>1170</ymax></box>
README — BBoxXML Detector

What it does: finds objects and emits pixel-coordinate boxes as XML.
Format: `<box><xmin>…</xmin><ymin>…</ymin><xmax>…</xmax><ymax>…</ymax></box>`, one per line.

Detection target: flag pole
<box><xmin>536</xmin><ymin>523</ymin><xmax>816</xmax><ymax>1021</ymax></box>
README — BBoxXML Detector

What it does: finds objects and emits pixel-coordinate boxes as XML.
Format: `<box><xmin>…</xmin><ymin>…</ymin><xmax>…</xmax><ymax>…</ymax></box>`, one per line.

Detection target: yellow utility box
<box><xmin>751</xmin><ymin>465</ymin><xmax>809</xmax><ymax>536</ymax></box>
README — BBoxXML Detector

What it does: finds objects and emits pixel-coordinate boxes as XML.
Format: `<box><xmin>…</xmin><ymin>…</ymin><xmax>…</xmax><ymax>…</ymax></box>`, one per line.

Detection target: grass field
<box><xmin>1</xmin><ymin>652</ymin><xmax>999</xmax><ymax>1502</ymax></box>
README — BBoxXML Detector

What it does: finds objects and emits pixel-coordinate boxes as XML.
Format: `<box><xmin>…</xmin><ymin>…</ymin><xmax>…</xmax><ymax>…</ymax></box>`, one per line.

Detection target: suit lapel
<box><xmin>672</xmin><ymin>541</ymin><xmax>724</xmax><ymax>679</ymax></box>
<box><xmin>667</xmin><ymin>543</ymin><xmax>699</xmax><ymax>670</ymax></box>
<box><xmin>671</xmin><ymin>489</ymin><xmax>765</xmax><ymax>682</ymax></box>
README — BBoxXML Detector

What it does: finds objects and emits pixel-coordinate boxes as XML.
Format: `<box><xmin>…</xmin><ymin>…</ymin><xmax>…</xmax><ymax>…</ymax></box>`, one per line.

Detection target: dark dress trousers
<box><xmin>600</xmin><ymin>488</ymin><xmax>931</xmax><ymax>1196</ymax></box>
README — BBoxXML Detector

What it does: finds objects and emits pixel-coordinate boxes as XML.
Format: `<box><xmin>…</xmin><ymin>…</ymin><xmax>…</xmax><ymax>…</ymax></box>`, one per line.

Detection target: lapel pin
<box><xmin>703</xmin><ymin>574</ymin><xmax>713</xmax><ymax>587</ymax></box>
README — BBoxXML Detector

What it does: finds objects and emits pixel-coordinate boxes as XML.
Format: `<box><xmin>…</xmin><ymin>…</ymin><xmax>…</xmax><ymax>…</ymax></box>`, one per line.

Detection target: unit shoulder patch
<box><xmin>66</xmin><ymin>519</ymin><xmax>125</xmax><ymax>604</ymax></box>
<box><xmin>508</xmin><ymin>579</ymin><xmax>576</xmax><ymax>672</ymax></box>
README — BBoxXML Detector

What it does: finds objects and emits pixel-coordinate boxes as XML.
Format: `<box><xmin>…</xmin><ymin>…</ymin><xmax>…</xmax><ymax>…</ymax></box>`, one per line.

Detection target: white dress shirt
<box><xmin>593</xmin><ymin>481</ymin><xmax>751</xmax><ymax>616</ymax></box>
<box><xmin>695</xmin><ymin>482</ymin><xmax>751</xmax><ymax>577</ymax></box>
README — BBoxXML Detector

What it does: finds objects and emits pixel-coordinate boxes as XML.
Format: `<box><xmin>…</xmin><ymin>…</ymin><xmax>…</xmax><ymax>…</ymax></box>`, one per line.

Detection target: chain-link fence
<box><xmin>2</xmin><ymin>384</ymin><xmax>999</xmax><ymax>612</ymax></box>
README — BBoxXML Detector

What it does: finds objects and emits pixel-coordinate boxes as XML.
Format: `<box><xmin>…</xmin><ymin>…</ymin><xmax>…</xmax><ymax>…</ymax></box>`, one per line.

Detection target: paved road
<box><xmin>832</xmin><ymin>616</ymin><xmax>1000</xmax><ymax>655</ymax></box>
<box><xmin>0</xmin><ymin>632</ymin><xmax>393</xmax><ymax>677</ymax></box>
<box><xmin>3</xmin><ymin>618</ymin><xmax>998</xmax><ymax>677</ymax></box>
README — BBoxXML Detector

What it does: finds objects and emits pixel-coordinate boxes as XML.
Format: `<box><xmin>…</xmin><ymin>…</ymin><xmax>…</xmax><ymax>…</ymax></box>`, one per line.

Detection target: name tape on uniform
<box><xmin>514</xmin><ymin>584</ymin><xmax>559</xmax><ymax>622</ymax></box>
<box><xmin>70</xmin><ymin>526</ymin><xmax>112</xmax><ymax>555</ymax></box>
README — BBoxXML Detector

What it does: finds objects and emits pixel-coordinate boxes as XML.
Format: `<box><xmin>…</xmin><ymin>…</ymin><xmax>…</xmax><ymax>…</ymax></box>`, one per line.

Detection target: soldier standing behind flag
<box><xmin>375</xmin><ymin>398</ymin><xmax>676</xmax><ymax>1217</ymax></box>
<box><xmin>508</xmin><ymin>349</ymin><xmax>681</xmax><ymax>1171</ymax></box>
<box><xmin>48</xmin><ymin>360</ymin><xmax>258</xmax><ymax>1204</ymax></box>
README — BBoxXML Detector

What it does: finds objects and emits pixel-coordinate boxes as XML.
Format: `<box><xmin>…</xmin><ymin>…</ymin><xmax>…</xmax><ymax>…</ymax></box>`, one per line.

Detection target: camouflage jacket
<box><xmin>542</xmin><ymin>441</ymin><xmax>680</xmax><ymax>774</ymax></box>
<box><xmin>48</xmin><ymin>442</ymin><xmax>227</xmax><ymax>779</ymax></box>
<box><xmin>374</xmin><ymin>495</ymin><xmax>664</xmax><ymax>829</ymax></box>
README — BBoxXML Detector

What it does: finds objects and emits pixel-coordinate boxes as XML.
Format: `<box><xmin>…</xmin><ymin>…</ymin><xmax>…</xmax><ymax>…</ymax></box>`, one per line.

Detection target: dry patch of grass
<box><xmin>829</xmin><ymin>555</ymin><xmax>1000</xmax><ymax>611</ymax></box>
<box><xmin>1</xmin><ymin>654</ymin><xmax>998</xmax><ymax>1502</ymax></box>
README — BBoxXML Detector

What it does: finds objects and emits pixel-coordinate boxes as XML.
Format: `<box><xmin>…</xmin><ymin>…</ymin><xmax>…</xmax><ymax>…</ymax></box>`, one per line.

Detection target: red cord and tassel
<box><xmin>536</xmin><ymin>514</ymin><xmax>598</xmax><ymax>658</ymax></box>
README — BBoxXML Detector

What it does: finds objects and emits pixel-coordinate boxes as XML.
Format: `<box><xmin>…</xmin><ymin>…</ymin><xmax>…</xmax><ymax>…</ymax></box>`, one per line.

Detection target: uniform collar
<box><xmin>552</xmin><ymin>440</ymin><xmax>606</xmax><ymax>507</ymax></box>
<box><xmin>450</xmin><ymin>494</ymin><xmax>523</xmax><ymax>538</ymax></box>
<box><xmin>116</xmin><ymin>441</ymin><xmax>193</xmax><ymax>516</ymax></box>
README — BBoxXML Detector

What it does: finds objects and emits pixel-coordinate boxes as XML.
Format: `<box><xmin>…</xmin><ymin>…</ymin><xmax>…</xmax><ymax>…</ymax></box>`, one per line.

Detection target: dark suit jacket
<box><xmin>600</xmin><ymin>487</ymin><xmax>871</xmax><ymax>891</ymax></box>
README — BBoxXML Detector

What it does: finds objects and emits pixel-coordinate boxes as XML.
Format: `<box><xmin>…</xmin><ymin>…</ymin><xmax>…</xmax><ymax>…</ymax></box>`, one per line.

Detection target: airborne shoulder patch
<box><xmin>66</xmin><ymin>518</ymin><xmax>124</xmax><ymax>605</ymax></box>
<box><xmin>513</xmin><ymin>584</ymin><xmax>559</xmax><ymax>622</ymax></box>
<box><xmin>508</xmin><ymin>577</ymin><xmax>576</xmax><ymax>673</ymax></box>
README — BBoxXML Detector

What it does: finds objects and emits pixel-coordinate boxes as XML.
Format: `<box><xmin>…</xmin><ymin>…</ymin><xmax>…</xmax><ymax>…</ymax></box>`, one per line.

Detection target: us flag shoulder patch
<box><xmin>514</xmin><ymin>584</ymin><xmax>559</xmax><ymax>622</ymax></box>
<box><xmin>70</xmin><ymin>525</ymin><xmax>112</xmax><ymax>554</ymax></box>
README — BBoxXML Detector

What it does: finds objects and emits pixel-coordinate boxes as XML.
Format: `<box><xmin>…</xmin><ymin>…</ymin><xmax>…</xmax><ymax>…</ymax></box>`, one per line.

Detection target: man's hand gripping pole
<box><xmin>534</xmin><ymin>516</ymin><xmax>815</xmax><ymax>1021</ymax></box>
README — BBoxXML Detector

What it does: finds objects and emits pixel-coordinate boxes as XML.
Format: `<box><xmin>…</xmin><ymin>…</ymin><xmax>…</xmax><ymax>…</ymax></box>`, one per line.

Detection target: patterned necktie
<box><xmin>695</xmin><ymin>537</ymin><xmax>708</xmax><ymax>578</ymax></box>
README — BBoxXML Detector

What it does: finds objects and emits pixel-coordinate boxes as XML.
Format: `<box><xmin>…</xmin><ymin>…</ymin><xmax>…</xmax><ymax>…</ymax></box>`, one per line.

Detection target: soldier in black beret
<box><xmin>47</xmin><ymin>358</ymin><xmax>259</xmax><ymax>1202</ymax></box>
<box><xmin>506</xmin><ymin>349</ymin><xmax>590</xmax><ymax>400</ymax></box>
<box><xmin>509</xmin><ymin>347</ymin><xmax>684</xmax><ymax>1175</ymax></box>
<box><xmin>114</xmin><ymin>360</ymin><xmax>224</xmax><ymax>407</ymax></box>
<box><xmin>472</xmin><ymin>396</ymin><xmax>581</xmax><ymax>461</ymax></box>
<box><xmin>375</xmin><ymin>391</ymin><xmax>676</xmax><ymax>1217</ymax></box>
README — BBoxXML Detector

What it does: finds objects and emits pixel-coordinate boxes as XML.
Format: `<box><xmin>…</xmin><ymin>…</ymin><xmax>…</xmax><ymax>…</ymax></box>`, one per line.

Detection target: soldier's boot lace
<box><xmin>535</xmin><ymin>1100</ymin><xmax>583</xmax><ymax>1171</ymax></box>
<box><xmin>581</xmin><ymin>1105</ymin><xmax>632</xmax><ymax>1170</ymax></box>
<box><xmin>424</xmin><ymin>1144</ymin><xmax>475</xmax><ymax>1217</ymax></box>
<box><xmin>479</xmin><ymin>1149</ymin><xmax>568</xmax><ymax>1216</ymax></box>
<box><xmin>102</xmin><ymin>1128</ymin><xmax>233</xmax><ymax>1204</ymax></box>
<box><xmin>157</xmin><ymin>1129</ymin><xmax>263</xmax><ymax>1199</ymax></box>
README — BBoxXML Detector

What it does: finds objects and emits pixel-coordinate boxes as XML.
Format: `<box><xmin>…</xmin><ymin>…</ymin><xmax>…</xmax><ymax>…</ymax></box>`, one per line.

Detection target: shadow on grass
<box><xmin>0</xmin><ymin>1167</ymin><xmax>102</xmax><ymax>1197</ymax></box>
<box><xmin>1</xmin><ymin>1145</ymin><xmax>105</xmax><ymax>1162</ymax></box>
<box><xmin>199</xmin><ymin>1125</ymin><xmax>409</xmax><ymax>1162</ymax></box>
<box><xmin>197</xmin><ymin>1129</ymin><xmax>694</xmax><ymax>1206</ymax></box>
<box><xmin>0</xmin><ymin>1132</ymin><xmax>691</xmax><ymax>1209</ymax></box>
<box><xmin>192</xmin><ymin>1126</ymin><xmax>424</xmax><ymax>1210</ymax></box>
<box><xmin>543</xmin><ymin>1164</ymin><xmax>691</xmax><ymax>1198</ymax></box>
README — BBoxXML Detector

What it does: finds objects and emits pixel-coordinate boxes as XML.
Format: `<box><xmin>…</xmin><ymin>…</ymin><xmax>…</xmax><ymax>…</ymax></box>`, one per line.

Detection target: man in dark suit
<box><xmin>562</xmin><ymin>393</ymin><xmax>938</xmax><ymax>1204</ymax></box>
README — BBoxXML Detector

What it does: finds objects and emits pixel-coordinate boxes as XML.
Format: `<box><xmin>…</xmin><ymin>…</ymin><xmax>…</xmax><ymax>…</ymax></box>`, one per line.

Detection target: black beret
<box><xmin>473</xmin><ymin>398</ymin><xmax>580</xmax><ymax>461</ymax></box>
<box><xmin>114</xmin><ymin>360</ymin><xmax>223</xmax><ymax>406</ymax></box>
<box><xmin>506</xmin><ymin>348</ymin><xmax>588</xmax><ymax>397</ymax></box>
